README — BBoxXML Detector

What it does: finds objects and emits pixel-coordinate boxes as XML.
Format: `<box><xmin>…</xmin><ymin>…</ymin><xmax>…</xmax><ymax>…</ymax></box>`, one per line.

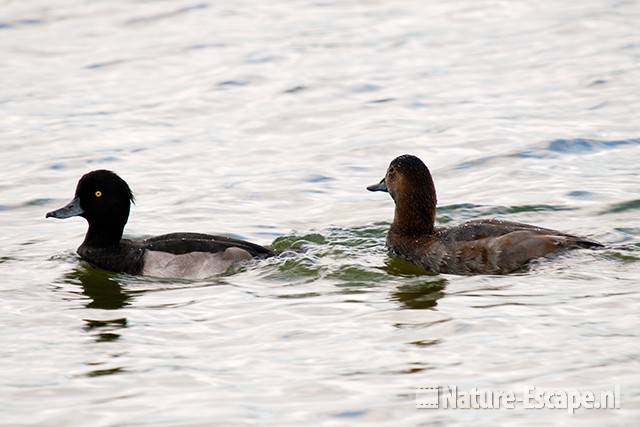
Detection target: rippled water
<box><xmin>2</xmin><ymin>0</ymin><xmax>640</xmax><ymax>425</ymax></box>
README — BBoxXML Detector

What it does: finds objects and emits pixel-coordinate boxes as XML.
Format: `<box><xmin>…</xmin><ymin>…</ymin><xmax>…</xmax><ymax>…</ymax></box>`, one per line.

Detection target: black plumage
<box><xmin>47</xmin><ymin>170</ymin><xmax>273</xmax><ymax>277</ymax></box>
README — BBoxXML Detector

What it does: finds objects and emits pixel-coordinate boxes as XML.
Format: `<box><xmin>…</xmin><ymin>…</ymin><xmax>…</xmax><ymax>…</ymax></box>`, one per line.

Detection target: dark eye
<box><xmin>387</xmin><ymin>169</ymin><xmax>395</xmax><ymax>179</ymax></box>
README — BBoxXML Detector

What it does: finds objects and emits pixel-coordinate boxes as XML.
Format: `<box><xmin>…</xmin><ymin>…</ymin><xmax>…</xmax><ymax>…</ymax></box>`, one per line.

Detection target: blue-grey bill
<box><xmin>367</xmin><ymin>178</ymin><xmax>388</xmax><ymax>192</ymax></box>
<box><xmin>46</xmin><ymin>197</ymin><xmax>84</xmax><ymax>219</ymax></box>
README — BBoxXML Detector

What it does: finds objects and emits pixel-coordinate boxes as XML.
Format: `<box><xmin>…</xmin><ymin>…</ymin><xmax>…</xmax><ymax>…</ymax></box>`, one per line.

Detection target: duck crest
<box><xmin>46</xmin><ymin>170</ymin><xmax>273</xmax><ymax>278</ymax></box>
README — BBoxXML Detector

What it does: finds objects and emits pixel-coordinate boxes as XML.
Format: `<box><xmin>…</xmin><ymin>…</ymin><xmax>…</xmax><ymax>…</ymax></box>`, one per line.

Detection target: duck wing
<box><xmin>429</xmin><ymin>219</ymin><xmax>602</xmax><ymax>274</ymax></box>
<box><xmin>143</xmin><ymin>232</ymin><xmax>274</xmax><ymax>257</ymax></box>
<box><xmin>438</xmin><ymin>218</ymin><xmax>602</xmax><ymax>248</ymax></box>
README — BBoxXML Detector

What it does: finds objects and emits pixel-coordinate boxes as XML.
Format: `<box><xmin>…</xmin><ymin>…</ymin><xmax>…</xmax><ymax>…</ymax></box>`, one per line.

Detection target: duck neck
<box><xmin>390</xmin><ymin>192</ymin><xmax>436</xmax><ymax>236</ymax></box>
<box><xmin>83</xmin><ymin>220</ymin><xmax>125</xmax><ymax>248</ymax></box>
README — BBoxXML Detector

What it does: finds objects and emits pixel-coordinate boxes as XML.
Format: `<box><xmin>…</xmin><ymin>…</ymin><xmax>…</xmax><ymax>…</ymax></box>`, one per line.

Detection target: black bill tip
<box><xmin>46</xmin><ymin>197</ymin><xmax>84</xmax><ymax>219</ymax></box>
<box><xmin>367</xmin><ymin>178</ymin><xmax>388</xmax><ymax>193</ymax></box>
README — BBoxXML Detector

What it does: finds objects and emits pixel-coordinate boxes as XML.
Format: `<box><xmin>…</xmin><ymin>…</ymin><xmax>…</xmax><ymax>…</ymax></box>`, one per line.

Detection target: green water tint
<box><xmin>255</xmin><ymin>206</ymin><xmax>639</xmax><ymax>305</ymax></box>
<box><xmin>260</xmin><ymin>225</ymin><xmax>448</xmax><ymax>308</ymax></box>
<box><xmin>602</xmin><ymin>199</ymin><xmax>640</xmax><ymax>214</ymax></box>
<box><xmin>383</xmin><ymin>258</ymin><xmax>447</xmax><ymax>309</ymax></box>
<box><xmin>603</xmin><ymin>250</ymin><xmax>640</xmax><ymax>263</ymax></box>
<box><xmin>63</xmin><ymin>267</ymin><xmax>133</xmax><ymax>310</ymax></box>
<box><xmin>263</xmin><ymin>225</ymin><xmax>388</xmax><ymax>284</ymax></box>
<box><xmin>271</xmin><ymin>233</ymin><xmax>328</xmax><ymax>252</ymax></box>
<box><xmin>271</xmin><ymin>223</ymin><xmax>389</xmax><ymax>252</ymax></box>
<box><xmin>391</xmin><ymin>279</ymin><xmax>447</xmax><ymax>310</ymax></box>
<box><xmin>383</xmin><ymin>257</ymin><xmax>433</xmax><ymax>276</ymax></box>
<box><xmin>328</xmin><ymin>265</ymin><xmax>390</xmax><ymax>282</ymax></box>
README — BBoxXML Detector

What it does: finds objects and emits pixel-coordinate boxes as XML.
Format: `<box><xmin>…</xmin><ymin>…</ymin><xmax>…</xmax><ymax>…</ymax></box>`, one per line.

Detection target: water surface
<box><xmin>1</xmin><ymin>0</ymin><xmax>639</xmax><ymax>425</ymax></box>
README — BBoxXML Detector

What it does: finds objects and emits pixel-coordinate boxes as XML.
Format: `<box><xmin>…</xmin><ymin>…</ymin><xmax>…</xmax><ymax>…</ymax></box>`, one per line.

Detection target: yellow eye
<box><xmin>95</xmin><ymin>191</ymin><xmax>102</xmax><ymax>197</ymax></box>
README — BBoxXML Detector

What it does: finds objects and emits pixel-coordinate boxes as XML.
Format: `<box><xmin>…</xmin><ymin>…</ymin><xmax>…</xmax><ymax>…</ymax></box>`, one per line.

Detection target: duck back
<box><xmin>78</xmin><ymin>233</ymin><xmax>273</xmax><ymax>278</ymax></box>
<box><xmin>388</xmin><ymin>219</ymin><xmax>602</xmax><ymax>275</ymax></box>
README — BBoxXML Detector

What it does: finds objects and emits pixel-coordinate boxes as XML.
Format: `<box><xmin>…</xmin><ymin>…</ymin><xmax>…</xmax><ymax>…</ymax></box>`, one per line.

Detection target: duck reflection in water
<box><xmin>385</xmin><ymin>257</ymin><xmax>447</xmax><ymax>310</ymax></box>
<box><xmin>63</xmin><ymin>266</ymin><xmax>130</xmax><ymax>343</ymax></box>
<box><xmin>64</xmin><ymin>265</ymin><xmax>132</xmax><ymax>310</ymax></box>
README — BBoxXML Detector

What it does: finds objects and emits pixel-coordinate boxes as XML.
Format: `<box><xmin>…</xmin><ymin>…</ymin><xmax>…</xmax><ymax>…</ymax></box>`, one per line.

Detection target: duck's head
<box><xmin>46</xmin><ymin>170</ymin><xmax>134</xmax><ymax>246</ymax></box>
<box><xmin>367</xmin><ymin>155</ymin><xmax>437</xmax><ymax>234</ymax></box>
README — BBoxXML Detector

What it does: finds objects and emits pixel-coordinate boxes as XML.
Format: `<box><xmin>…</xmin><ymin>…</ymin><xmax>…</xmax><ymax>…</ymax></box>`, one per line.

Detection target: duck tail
<box><xmin>575</xmin><ymin>239</ymin><xmax>605</xmax><ymax>249</ymax></box>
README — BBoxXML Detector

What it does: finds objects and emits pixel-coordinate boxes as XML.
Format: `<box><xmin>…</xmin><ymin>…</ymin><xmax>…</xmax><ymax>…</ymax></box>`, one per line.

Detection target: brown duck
<box><xmin>367</xmin><ymin>155</ymin><xmax>602</xmax><ymax>275</ymax></box>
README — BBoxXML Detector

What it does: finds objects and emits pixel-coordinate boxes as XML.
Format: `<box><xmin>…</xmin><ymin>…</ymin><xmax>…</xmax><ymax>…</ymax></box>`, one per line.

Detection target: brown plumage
<box><xmin>368</xmin><ymin>155</ymin><xmax>602</xmax><ymax>275</ymax></box>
